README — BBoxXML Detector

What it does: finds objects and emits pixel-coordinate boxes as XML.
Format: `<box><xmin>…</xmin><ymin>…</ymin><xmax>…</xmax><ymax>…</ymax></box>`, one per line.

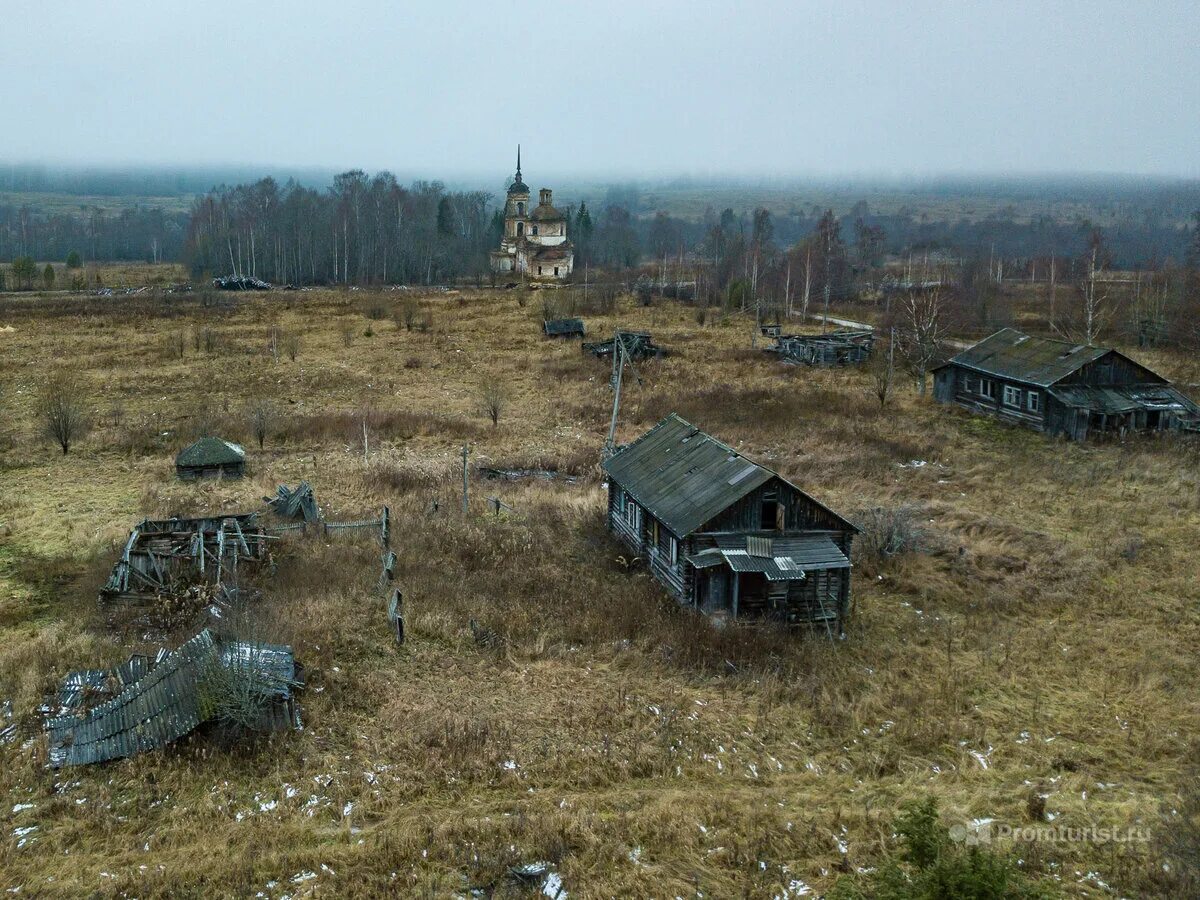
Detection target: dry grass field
<box><xmin>1</xmin><ymin>273</ymin><xmax>1198</xmax><ymax>898</ymax></box>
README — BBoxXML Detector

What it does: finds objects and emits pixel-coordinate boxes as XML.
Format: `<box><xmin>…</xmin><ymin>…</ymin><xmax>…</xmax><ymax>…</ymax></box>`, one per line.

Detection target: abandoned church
<box><xmin>489</xmin><ymin>147</ymin><xmax>574</xmax><ymax>281</ymax></box>
<box><xmin>933</xmin><ymin>328</ymin><xmax>1200</xmax><ymax>440</ymax></box>
<box><xmin>602</xmin><ymin>414</ymin><xmax>858</xmax><ymax>634</ymax></box>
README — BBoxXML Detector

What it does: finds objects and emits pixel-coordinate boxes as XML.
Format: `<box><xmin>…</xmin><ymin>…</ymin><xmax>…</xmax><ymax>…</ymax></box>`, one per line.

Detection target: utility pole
<box><xmin>461</xmin><ymin>445</ymin><xmax>470</xmax><ymax>514</ymax></box>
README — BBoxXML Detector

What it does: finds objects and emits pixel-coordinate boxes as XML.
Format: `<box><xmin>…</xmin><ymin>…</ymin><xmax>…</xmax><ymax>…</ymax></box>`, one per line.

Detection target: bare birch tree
<box><xmin>896</xmin><ymin>288</ymin><xmax>947</xmax><ymax>396</ymax></box>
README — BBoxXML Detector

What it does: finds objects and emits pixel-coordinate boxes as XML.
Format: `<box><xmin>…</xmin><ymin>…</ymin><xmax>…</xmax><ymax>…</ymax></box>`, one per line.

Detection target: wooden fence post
<box><xmin>461</xmin><ymin>445</ymin><xmax>470</xmax><ymax>514</ymax></box>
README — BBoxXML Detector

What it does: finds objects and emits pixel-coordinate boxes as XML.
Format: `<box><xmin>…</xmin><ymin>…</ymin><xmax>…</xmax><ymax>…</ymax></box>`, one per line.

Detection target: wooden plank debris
<box><xmin>766</xmin><ymin>329</ymin><xmax>874</xmax><ymax>367</ymax></box>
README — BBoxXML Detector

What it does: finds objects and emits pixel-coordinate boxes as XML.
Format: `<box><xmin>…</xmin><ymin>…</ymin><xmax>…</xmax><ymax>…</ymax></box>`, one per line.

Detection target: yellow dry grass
<box><xmin>0</xmin><ymin>274</ymin><xmax>1198</xmax><ymax>897</ymax></box>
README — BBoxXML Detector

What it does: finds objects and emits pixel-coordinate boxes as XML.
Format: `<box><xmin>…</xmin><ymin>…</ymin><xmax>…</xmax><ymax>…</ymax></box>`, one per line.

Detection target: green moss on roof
<box><xmin>175</xmin><ymin>437</ymin><xmax>245</xmax><ymax>468</ymax></box>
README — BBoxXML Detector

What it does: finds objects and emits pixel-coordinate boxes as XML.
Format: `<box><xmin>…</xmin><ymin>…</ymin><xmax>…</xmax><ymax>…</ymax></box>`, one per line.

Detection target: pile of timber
<box><xmin>767</xmin><ymin>329</ymin><xmax>874</xmax><ymax>367</ymax></box>
<box><xmin>633</xmin><ymin>276</ymin><xmax>696</xmax><ymax>302</ymax></box>
<box><xmin>266</xmin><ymin>482</ymin><xmax>320</xmax><ymax>523</ymax></box>
<box><xmin>582</xmin><ymin>330</ymin><xmax>664</xmax><ymax>360</ymax></box>
<box><xmin>213</xmin><ymin>274</ymin><xmax>272</xmax><ymax>291</ymax></box>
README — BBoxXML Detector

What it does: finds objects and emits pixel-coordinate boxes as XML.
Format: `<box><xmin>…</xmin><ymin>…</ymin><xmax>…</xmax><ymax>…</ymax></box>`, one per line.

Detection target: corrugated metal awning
<box><xmin>687</xmin><ymin>534</ymin><xmax>850</xmax><ymax>581</ymax></box>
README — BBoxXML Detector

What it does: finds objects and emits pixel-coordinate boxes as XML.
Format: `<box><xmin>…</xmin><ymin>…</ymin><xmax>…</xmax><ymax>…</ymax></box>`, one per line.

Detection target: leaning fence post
<box><xmin>381</xmin><ymin>506</ymin><xmax>390</xmax><ymax>548</ymax></box>
<box><xmin>388</xmin><ymin>588</ymin><xmax>404</xmax><ymax>645</ymax></box>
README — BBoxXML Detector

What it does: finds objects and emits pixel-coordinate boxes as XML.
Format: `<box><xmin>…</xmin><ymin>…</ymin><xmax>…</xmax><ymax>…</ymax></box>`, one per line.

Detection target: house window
<box><xmin>655</xmin><ymin>522</ymin><xmax>673</xmax><ymax>558</ymax></box>
<box><xmin>1027</xmin><ymin>392</ymin><xmax>1040</xmax><ymax>413</ymax></box>
<box><xmin>668</xmin><ymin>535</ymin><xmax>678</xmax><ymax>564</ymax></box>
<box><xmin>1002</xmin><ymin>385</ymin><xmax>1020</xmax><ymax>407</ymax></box>
<box><xmin>980</xmin><ymin>379</ymin><xmax>995</xmax><ymax>399</ymax></box>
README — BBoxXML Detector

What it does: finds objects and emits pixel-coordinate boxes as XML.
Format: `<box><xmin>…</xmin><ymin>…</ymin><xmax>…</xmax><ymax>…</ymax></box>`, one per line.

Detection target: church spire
<box><xmin>507</xmin><ymin>145</ymin><xmax>529</xmax><ymax>195</ymax></box>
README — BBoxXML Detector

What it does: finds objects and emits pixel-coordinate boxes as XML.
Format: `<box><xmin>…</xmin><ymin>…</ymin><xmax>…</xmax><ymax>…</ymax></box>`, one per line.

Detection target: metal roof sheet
<box><xmin>687</xmin><ymin>534</ymin><xmax>850</xmax><ymax>580</ymax></box>
<box><xmin>604</xmin><ymin>414</ymin><xmax>853</xmax><ymax>537</ymax></box>
<box><xmin>46</xmin><ymin>630</ymin><xmax>298</xmax><ymax>767</ymax></box>
<box><xmin>939</xmin><ymin>328</ymin><xmax>1111</xmax><ymax>387</ymax></box>
<box><xmin>716</xmin><ymin>533</ymin><xmax>851</xmax><ymax>570</ymax></box>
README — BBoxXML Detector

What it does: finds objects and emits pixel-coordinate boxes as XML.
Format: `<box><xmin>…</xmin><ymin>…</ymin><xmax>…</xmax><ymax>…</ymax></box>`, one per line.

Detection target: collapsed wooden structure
<box><xmin>767</xmin><ymin>329</ymin><xmax>874</xmax><ymax>367</ymax></box>
<box><xmin>583</xmin><ymin>330</ymin><xmax>664</xmax><ymax>360</ymax></box>
<box><xmin>543</xmin><ymin>317</ymin><xmax>586</xmax><ymax>338</ymax></box>
<box><xmin>933</xmin><ymin>328</ymin><xmax>1200</xmax><ymax>440</ymax></box>
<box><xmin>633</xmin><ymin>277</ymin><xmax>696</xmax><ymax>302</ymax></box>
<box><xmin>46</xmin><ymin>629</ymin><xmax>301</xmax><ymax>767</ymax></box>
<box><xmin>603</xmin><ymin>414</ymin><xmax>858</xmax><ymax>634</ymax></box>
<box><xmin>101</xmin><ymin>513</ymin><xmax>269</xmax><ymax>604</ymax></box>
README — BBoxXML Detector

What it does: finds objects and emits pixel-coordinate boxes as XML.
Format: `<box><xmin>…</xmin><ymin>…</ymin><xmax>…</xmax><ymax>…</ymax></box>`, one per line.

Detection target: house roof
<box><xmin>603</xmin><ymin>413</ymin><xmax>854</xmax><ymax>537</ymax></box>
<box><xmin>175</xmin><ymin>436</ymin><xmax>245</xmax><ymax>468</ymax></box>
<box><xmin>937</xmin><ymin>328</ymin><xmax>1113</xmax><ymax>387</ymax></box>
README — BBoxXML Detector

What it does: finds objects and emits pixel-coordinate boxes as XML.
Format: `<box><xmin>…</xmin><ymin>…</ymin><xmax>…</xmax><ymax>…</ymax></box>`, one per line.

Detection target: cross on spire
<box><xmin>516</xmin><ymin>144</ymin><xmax>521</xmax><ymax>180</ymax></box>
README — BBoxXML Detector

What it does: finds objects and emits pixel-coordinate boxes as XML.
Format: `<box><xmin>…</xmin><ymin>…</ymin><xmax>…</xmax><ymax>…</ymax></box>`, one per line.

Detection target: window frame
<box><xmin>1002</xmin><ymin>384</ymin><xmax>1021</xmax><ymax>407</ymax></box>
<box><xmin>1027</xmin><ymin>391</ymin><xmax>1041</xmax><ymax>413</ymax></box>
<box><xmin>980</xmin><ymin>378</ymin><xmax>995</xmax><ymax>399</ymax></box>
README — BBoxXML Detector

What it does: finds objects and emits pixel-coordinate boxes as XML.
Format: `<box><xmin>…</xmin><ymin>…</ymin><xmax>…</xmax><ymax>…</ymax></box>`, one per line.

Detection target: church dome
<box><xmin>530</xmin><ymin>203</ymin><xmax>564</xmax><ymax>221</ymax></box>
<box><xmin>507</xmin><ymin>178</ymin><xmax>529</xmax><ymax>195</ymax></box>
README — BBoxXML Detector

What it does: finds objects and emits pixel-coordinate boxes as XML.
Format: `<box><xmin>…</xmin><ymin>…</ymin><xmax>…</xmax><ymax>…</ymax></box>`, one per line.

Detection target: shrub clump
<box><xmin>853</xmin><ymin>505</ymin><xmax>928</xmax><ymax>570</ymax></box>
<box><xmin>829</xmin><ymin>797</ymin><xmax>1056</xmax><ymax>899</ymax></box>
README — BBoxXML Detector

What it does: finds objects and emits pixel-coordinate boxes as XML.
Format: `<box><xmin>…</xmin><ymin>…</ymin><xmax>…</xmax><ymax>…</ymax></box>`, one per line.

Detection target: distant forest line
<box><xmin>1</xmin><ymin>165</ymin><xmax>1198</xmax><ymax>282</ymax></box>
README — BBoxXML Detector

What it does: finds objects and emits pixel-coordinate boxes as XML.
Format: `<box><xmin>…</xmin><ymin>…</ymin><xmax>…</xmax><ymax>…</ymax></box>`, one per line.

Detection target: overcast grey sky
<box><xmin>3</xmin><ymin>0</ymin><xmax>1197</xmax><ymax>179</ymax></box>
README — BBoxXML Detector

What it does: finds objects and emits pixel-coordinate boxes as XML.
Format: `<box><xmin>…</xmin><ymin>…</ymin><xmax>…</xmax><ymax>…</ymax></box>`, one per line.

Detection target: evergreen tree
<box><xmin>573</xmin><ymin>202</ymin><xmax>594</xmax><ymax>264</ymax></box>
<box><xmin>436</xmin><ymin>197</ymin><xmax>456</xmax><ymax>237</ymax></box>
<box><xmin>43</xmin><ymin>264</ymin><xmax>55</xmax><ymax>290</ymax></box>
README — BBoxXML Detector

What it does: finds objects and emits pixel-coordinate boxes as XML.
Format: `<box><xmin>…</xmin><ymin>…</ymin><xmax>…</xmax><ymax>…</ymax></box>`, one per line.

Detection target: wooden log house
<box><xmin>932</xmin><ymin>328</ymin><xmax>1200</xmax><ymax>440</ymax></box>
<box><xmin>602</xmin><ymin>414</ymin><xmax>858</xmax><ymax>634</ymax></box>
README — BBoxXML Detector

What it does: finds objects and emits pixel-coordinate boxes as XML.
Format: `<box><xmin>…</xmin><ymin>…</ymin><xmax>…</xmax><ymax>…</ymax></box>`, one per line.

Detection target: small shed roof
<box><xmin>176</xmin><ymin>437</ymin><xmax>245</xmax><ymax>468</ymax></box>
<box><xmin>688</xmin><ymin>534</ymin><xmax>850</xmax><ymax>581</ymax></box>
<box><xmin>1049</xmin><ymin>383</ymin><xmax>1199</xmax><ymax>415</ymax></box>
<box><xmin>603</xmin><ymin>414</ymin><xmax>854</xmax><ymax>537</ymax></box>
<box><xmin>937</xmin><ymin>328</ymin><xmax>1127</xmax><ymax>387</ymax></box>
<box><xmin>543</xmin><ymin>317</ymin><xmax>585</xmax><ymax>336</ymax></box>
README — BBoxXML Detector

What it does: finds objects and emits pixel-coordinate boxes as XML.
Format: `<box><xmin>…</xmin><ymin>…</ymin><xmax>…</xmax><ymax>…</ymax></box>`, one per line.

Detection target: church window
<box><xmin>517</xmin><ymin>202</ymin><xmax>524</xmax><ymax>215</ymax></box>
<box><xmin>538</xmin><ymin>266</ymin><xmax>543</xmax><ymax>274</ymax></box>
<box><xmin>554</xmin><ymin>267</ymin><xmax>559</xmax><ymax>276</ymax></box>
<box><xmin>516</xmin><ymin>222</ymin><xmax>524</xmax><ymax>236</ymax></box>
<box><xmin>532</xmin><ymin>225</ymin><xmax>538</xmax><ymax>236</ymax></box>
